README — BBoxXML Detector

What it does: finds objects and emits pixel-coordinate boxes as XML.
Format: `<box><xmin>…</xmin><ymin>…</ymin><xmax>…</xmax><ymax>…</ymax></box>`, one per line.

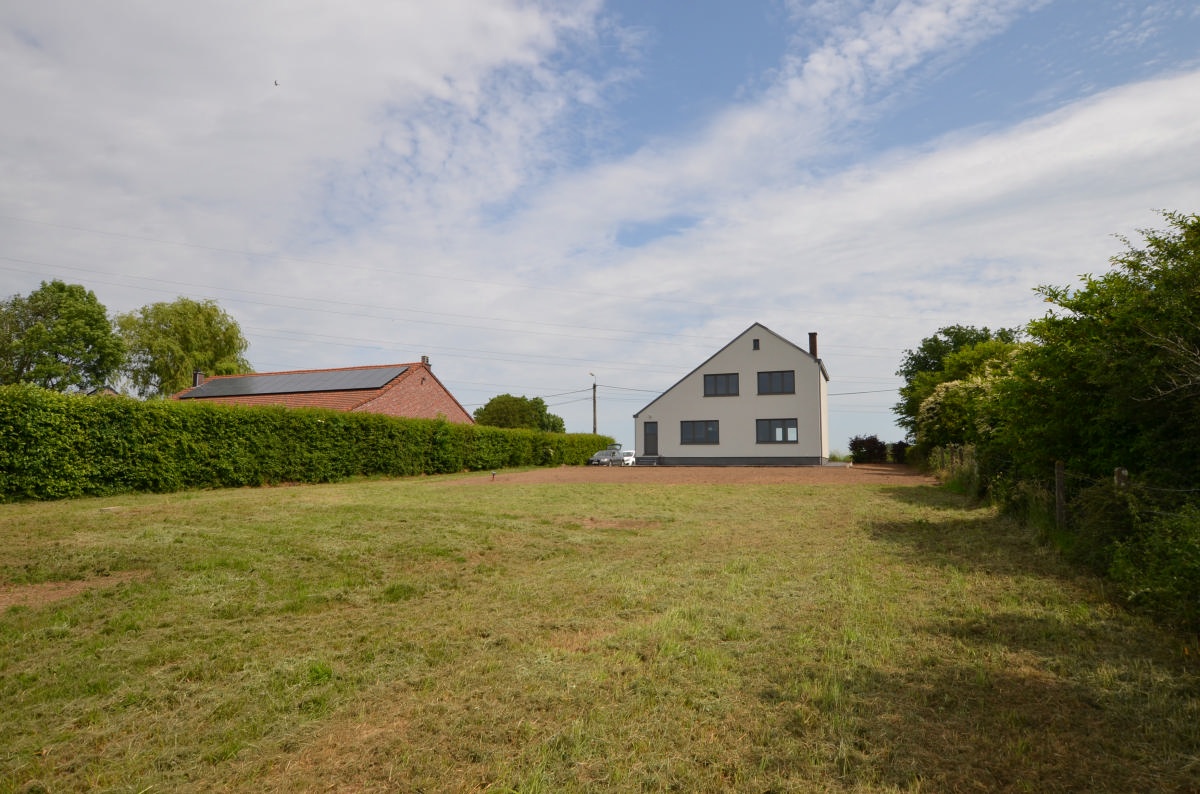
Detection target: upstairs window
<box><xmin>703</xmin><ymin>373</ymin><xmax>739</xmax><ymax>396</ymax></box>
<box><xmin>757</xmin><ymin>370</ymin><xmax>795</xmax><ymax>394</ymax></box>
<box><xmin>681</xmin><ymin>420</ymin><xmax>719</xmax><ymax>445</ymax></box>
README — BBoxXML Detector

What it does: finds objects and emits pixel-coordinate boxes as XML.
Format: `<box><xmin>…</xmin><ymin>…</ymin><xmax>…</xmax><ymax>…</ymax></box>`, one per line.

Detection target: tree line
<box><xmin>0</xmin><ymin>280</ymin><xmax>251</xmax><ymax>398</ymax></box>
<box><xmin>1</xmin><ymin>280</ymin><xmax>567</xmax><ymax>433</ymax></box>
<box><xmin>894</xmin><ymin>211</ymin><xmax>1200</xmax><ymax>627</ymax></box>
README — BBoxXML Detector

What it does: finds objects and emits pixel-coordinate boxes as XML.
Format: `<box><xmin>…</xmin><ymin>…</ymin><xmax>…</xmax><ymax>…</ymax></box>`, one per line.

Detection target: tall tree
<box><xmin>473</xmin><ymin>394</ymin><xmax>566</xmax><ymax>432</ymax></box>
<box><xmin>996</xmin><ymin>211</ymin><xmax>1200</xmax><ymax>483</ymax></box>
<box><xmin>117</xmin><ymin>297</ymin><xmax>252</xmax><ymax>397</ymax></box>
<box><xmin>0</xmin><ymin>280</ymin><xmax>124</xmax><ymax>392</ymax></box>
<box><xmin>893</xmin><ymin>324</ymin><xmax>1018</xmax><ymax>436</ymax></box>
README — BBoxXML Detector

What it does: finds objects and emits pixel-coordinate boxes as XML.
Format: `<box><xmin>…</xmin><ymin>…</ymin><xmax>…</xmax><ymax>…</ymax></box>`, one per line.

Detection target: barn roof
<box><xmin>178</xmin><ymin>365</ymin><xmax>409</xmax><ymax>399</ymax></box>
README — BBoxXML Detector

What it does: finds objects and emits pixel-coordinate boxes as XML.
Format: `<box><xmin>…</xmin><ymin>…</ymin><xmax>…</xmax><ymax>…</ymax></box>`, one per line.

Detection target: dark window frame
<box><xmin>680</xmin><ymin>420</ymin><xmax>720</xmax><ymax>445</ymax></box>
<box><xmin>756</xmin><ymin>418</ymin><xmax>798</xmax><ymax>444</ymax></box>
<box><xmin>757</xmin><ymin>370</ymin><xmax>796</xmax><ymax>395</ymax></box>
<box><xmin>703</xmin><ymin>372</ymin><xmax>739</xmax><ymax>397</ymax></box>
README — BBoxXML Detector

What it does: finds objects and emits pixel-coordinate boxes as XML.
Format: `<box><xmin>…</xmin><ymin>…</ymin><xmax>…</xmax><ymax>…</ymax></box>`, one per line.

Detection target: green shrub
<box><xmin>848</xmin><ymin>434</ymin><xmax>888</xmax><ymax>463</ymax></box>
<box><xmin>1067</xmin><ymin>484</ymin><xmax>1141</xmax><ymax>574</ymax></box>
<box><xmin>988</xmin><ymin>478</ymin><xmax>1056</xmax><ymax>543</ymax></box>
<box><xmin>1110</xmin><ymin>504</ymin><xmax>1200</xmax><ymax>630</ymax></box>
<box><xmin>0</xmin><ymin>385</ymin><xmax>611</xmax><ymax>502</ymax></box>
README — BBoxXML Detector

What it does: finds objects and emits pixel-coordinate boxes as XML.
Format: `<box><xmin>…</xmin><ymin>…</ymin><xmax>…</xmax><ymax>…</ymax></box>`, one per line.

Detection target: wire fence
<box><xmin>925</xmin><ymin>444</ymin><xmax>1200</xmax><ymax>630</ymax></box>
<box><xmin>925</xmin><ymin>444</ymin><xmax>1199</xmax><ymax>529</ymax></box>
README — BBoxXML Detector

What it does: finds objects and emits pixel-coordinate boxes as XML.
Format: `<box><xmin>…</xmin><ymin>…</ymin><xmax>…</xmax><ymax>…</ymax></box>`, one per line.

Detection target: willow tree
<box><xmin>117</xmin><ymin>297</ymin><xmax>252</xmax><ymax>397</ymax></box>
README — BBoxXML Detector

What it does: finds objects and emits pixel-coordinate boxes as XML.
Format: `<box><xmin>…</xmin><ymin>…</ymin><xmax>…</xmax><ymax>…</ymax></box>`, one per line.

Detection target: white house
<box><xmin>633</xmin><ymin>323</ymin><xmax>829</xmax><ymax>465</ymax></box>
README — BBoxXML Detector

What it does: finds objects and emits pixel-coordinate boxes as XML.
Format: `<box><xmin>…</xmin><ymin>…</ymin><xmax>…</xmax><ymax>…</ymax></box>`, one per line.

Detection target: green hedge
<box><xmin>0</xmin><ymin>385</ymin><xmax>612</xmax><ymax>502</ymax></box>
<box><xmin>1111</xmin><ymin>504</ymin><xmax>1200</xmax><ymax>629</ymax></box>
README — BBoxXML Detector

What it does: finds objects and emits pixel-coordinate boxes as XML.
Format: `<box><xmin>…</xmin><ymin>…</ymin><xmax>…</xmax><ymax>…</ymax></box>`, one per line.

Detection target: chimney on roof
<box><xmin>808</xmin><ymin>332</ymin><xmax>818</xmax><ymax>359</ymax></box>
<box><xmin>192</xmin><ymin>370</ymin><xmax>205</xmax><ymax>387</ymax></box>
<box><xmin>421</xmin><ymin>355</ymin><xmax>430</xmax><ymax>367</ymax></box>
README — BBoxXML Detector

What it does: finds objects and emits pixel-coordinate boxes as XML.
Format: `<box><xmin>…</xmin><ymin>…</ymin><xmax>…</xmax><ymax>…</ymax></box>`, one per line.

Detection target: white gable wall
<box><xmin>634</xmin><ymin>324</ymin><xmax>829</xmax><ymax>465</ymax></box>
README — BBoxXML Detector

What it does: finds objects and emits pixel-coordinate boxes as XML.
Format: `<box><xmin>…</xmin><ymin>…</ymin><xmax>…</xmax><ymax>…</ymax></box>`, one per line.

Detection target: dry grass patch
<box><xmin>1</xmin><ymin>475</ymin><xmax>1198</xmax><ymax>792</ymax></box>
<box><xmin>0</xmin><ymin>570</ymin><xmax>150</xmax><ymax>611</ymax></box>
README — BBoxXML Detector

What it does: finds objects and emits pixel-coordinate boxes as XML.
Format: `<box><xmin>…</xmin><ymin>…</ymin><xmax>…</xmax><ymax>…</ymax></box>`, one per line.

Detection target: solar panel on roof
<box><xmin>181</xmin><ymin>366</ymin><xmax>408</xmax><ymax>399</ymax></box>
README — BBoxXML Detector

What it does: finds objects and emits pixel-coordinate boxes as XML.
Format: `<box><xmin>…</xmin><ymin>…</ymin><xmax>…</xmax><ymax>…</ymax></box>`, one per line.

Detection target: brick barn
<box><xmin>172</xmin><ymin>358</ymin><xmax>474</xmax><ymax>424</ymax></box>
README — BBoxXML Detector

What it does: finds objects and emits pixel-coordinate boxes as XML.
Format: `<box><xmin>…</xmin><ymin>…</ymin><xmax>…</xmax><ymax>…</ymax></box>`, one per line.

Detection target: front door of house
<box><xmin>643</xmin><ymin>421</ymin><xmax>658</xmax><ymax>456</ymax></box>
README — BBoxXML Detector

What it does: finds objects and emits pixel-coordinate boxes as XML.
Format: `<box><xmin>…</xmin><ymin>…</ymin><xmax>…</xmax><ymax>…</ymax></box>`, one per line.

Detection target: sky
<box><xmin>2</xmin><ymin>0</ymin><xmax>1199</xmax><ymax>452</ymax></box>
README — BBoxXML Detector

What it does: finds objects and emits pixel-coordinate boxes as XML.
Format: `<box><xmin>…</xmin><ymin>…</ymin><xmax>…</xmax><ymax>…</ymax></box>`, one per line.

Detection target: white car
<box><xmin>618</xmin><ymin>449</ymin><xmax>637</xmax><ymax>466</ymax></box>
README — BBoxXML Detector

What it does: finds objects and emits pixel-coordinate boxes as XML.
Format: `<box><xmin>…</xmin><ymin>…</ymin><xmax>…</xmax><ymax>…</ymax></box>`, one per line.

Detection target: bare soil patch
<box><xmin>0</xmin><ymin>570</ymin><xmax>148</xmax><ymax>611</ymax></box>
<box><xmin>460</xmin><ymin>462</ymin><xmax>935</xmax><ymax>487</ymax></box>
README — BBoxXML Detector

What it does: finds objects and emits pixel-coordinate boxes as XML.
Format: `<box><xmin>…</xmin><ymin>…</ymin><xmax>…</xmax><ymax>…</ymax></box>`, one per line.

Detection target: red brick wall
<box><xmin>354</xmin><ymin>364</ymin><xmax>474</xmax><ymax>424</ymax></box>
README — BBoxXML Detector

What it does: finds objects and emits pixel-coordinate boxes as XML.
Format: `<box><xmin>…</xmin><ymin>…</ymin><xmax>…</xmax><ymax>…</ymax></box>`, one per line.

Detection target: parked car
<box><xmin>589</xmin><ymin>444</ymin><xmax>625</xmax><ymax>466</ymax></box>
<box><xmin>618</xmin><ymin>449</ymin><xmax>637</xmax><ymax>466</ymax></box>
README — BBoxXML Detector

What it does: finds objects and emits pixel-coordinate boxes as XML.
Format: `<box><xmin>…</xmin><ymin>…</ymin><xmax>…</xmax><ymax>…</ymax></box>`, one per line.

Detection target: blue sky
<box><xmin>2</xmin><ymin>0</ymin><xmax>1200</xmax><ymax>451</ymax></box>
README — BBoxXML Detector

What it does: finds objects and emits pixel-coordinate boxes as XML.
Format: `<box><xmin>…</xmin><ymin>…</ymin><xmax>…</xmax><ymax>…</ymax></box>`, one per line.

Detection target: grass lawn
<box><xmin>2</xmin><ymin>472</ymin><xmax>1198</xmax><ymax>792</ymax></box>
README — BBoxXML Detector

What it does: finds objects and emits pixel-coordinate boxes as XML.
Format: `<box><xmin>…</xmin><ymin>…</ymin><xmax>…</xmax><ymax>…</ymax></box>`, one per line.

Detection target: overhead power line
<box><xmin>828</xmin><ymin>388</ymin><xmax>898</xmax><ymax>396</ymax></box>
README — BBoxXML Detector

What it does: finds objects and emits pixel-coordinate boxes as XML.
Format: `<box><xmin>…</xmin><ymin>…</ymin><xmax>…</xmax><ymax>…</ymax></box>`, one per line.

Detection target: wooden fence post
<box><xmin>1055</xmin><ymin>460</ymin><xmax>1066</xmax><ymax>530</ymax></box>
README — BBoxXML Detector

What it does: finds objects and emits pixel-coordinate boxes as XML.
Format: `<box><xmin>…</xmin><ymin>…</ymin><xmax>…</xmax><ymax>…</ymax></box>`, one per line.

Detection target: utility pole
<box><xmin>590</xmin><ymin>372</ymin><xmax>597</xmax><ymax>434</ymax></box>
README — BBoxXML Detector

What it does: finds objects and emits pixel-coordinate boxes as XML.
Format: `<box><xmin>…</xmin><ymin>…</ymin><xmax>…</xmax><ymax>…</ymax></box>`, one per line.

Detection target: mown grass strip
<box><xmin>1</xmin><ymin>475</ymin><xmax>1198</xmax><ymax>792</ymax></box>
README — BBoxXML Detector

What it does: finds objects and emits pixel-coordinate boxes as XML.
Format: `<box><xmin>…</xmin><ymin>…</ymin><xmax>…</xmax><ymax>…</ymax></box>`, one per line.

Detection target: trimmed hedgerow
<box><xmin>0</xmin><ymin>385</ymin><xmax>610</xmax><ymax>502</ymax></box>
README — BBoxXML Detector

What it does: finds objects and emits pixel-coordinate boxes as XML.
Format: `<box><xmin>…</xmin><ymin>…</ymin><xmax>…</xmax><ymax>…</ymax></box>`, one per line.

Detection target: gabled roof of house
<box><xmin>172</xmin><ymin>361</ymin><xmax>474</xmax><ymax>423</ymax></box>
<box><xmin>633</xmin><ymin>322</ymin><xmax>828</xmax><ymax>418</ymax></box>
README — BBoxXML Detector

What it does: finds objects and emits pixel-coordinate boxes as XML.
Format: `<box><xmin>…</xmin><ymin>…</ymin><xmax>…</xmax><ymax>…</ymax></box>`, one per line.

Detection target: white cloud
<box><xmin>2</xmin><ymin>0</ymin><xmax>1199</xmax><ymax>450</ymax></box>
<box><xmin>460</xmin><ymin>63</ymin><xmax>1200</xmax><ymax>442</ymax></box>
<box><xmin>0</xmin><ymin>1</ymin><xmax>601</xmax><ymax>241</ymax></box>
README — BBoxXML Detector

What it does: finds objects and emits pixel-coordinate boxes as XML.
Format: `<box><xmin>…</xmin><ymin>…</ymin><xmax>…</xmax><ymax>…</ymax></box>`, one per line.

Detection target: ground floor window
<box><xmin>757</xmin><ymin>418</ymin><xmax>798</xmax><ymax>443</ymax></box>
<box><xmin>681</xmin><ymin>420</ymin><xmax>719</xmax><ymax>445</ymax></box>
